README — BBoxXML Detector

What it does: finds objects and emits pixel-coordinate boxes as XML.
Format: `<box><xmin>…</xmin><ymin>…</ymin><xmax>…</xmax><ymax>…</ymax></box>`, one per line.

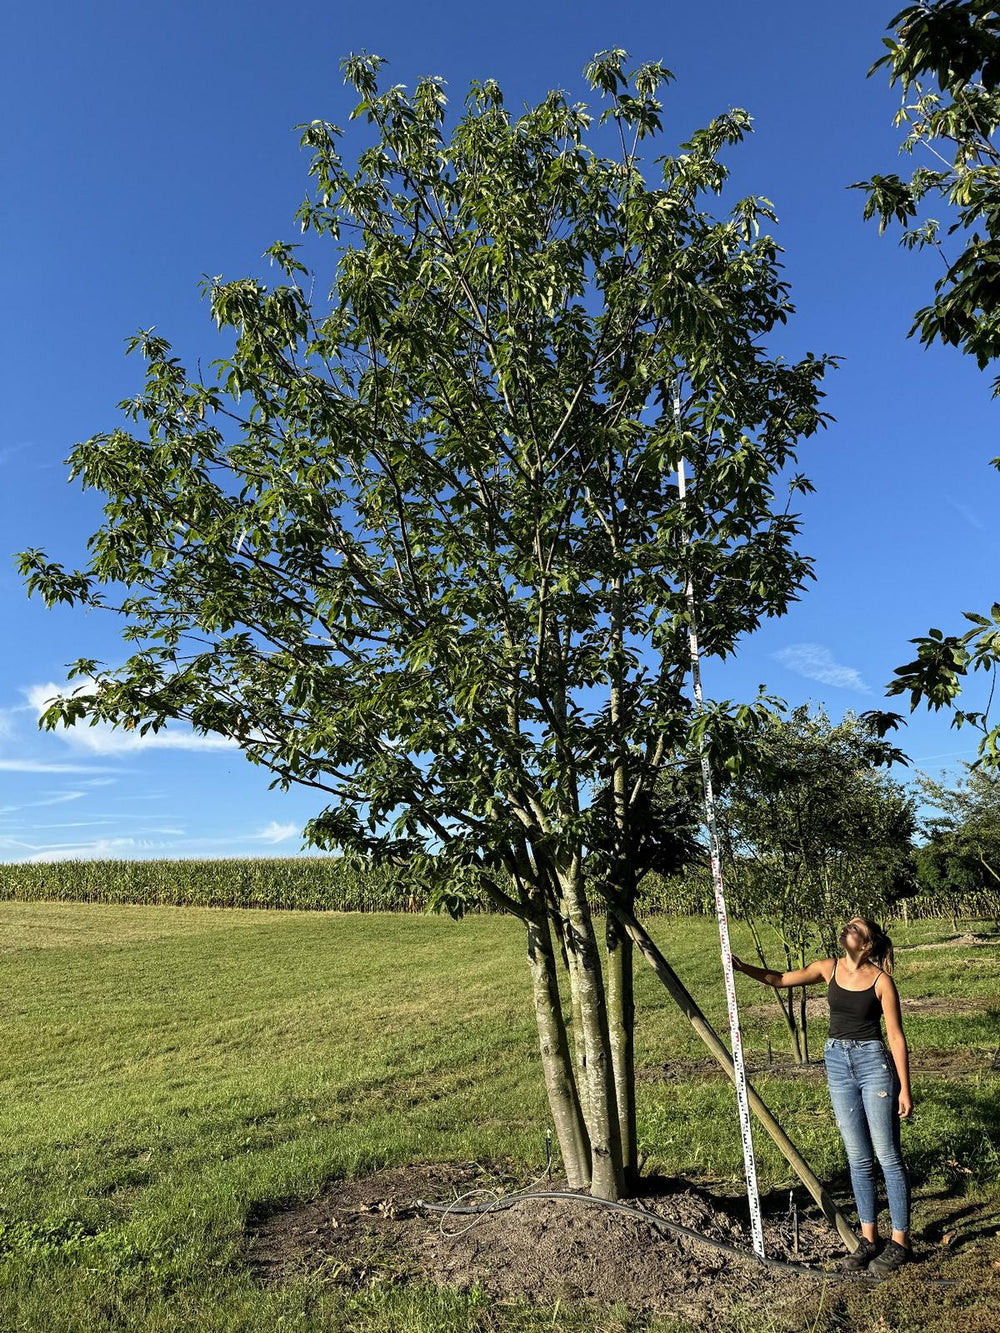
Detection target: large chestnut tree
<box><xmin>21</xmin><ymin>51</ymin><xmax>833</xmax><ymax>1199</ymax></box>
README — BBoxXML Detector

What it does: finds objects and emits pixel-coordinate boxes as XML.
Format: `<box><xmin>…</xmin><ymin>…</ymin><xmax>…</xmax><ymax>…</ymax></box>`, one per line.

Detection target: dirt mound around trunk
<box><xmin>245</xmin><ymin>1163</ymin><xmax>847</xmax><ymax>1322</ymax></box>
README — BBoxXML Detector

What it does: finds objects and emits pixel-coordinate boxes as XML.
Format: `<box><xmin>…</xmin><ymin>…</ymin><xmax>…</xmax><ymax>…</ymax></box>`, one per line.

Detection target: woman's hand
<box><xmin>898</xmin><ymin>1090</ymin><xmax>914</xmax><ymax>1120</ymax></box>
<box><xmin>731</xmin><ymin>955</ymin><xmax>744</xmax><ymax>973</ymax></box>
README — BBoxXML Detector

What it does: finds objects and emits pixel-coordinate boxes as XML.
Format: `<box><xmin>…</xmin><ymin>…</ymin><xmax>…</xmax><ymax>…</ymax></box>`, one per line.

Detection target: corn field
<box><xmin>2</xmin><ymin>858</ymin><xmax>995</xmax><ymax>921</ymax></box>
<box><xmin>0</xmin><ymin>857</ymin><xmax>450</xmax><ymax>912</ymax></box>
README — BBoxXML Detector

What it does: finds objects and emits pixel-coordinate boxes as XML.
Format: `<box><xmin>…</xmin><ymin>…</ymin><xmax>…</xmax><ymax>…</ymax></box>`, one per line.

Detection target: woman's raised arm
<box><xmin>731</xmin><ymin>956</ymin><xmax>833</xmax><ymax>989</ymax></box>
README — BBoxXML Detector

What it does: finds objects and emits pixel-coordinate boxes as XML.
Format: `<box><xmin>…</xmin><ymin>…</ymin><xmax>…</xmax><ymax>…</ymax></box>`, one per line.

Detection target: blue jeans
<box><xmin>824</xmin><ymin>1038</ymin><xmax>910</xmax><ymax>1233</ymax></box>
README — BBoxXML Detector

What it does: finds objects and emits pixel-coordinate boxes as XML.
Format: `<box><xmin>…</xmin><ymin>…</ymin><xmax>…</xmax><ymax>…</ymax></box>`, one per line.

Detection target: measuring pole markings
<box><xmin>674</xmin><ymin>383</ymin><xmax>766</xmax><ymax>1261</ymax></box>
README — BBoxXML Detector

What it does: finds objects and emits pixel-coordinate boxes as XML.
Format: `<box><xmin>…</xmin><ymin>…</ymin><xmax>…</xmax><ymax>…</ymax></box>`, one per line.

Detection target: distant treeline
<box><xmin>641</xmin><ymin>867</ymin><xmax>1000</xmax><ymax>925</ymax></box>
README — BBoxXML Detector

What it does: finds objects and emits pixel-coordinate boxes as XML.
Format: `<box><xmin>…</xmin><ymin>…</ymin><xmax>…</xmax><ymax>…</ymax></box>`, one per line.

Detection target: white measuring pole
<box><xmin>674</xmin><ymin>383</ymin><xmax>766</xmax><ymax>1261</ymax></box>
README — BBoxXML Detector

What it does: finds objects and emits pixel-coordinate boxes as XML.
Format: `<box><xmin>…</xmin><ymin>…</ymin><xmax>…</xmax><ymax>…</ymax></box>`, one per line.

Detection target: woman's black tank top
<box><xmin>827</xmin><ymin>960</ymin><xmax>883</xmax><ymax>1040</ymax></box>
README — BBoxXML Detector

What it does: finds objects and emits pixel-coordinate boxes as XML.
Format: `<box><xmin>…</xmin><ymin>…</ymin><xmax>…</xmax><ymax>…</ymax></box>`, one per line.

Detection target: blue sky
<box><xmin>2</xmin><ymin>1</ymin><xmax>997</xmax><ymax>862</ymax></box>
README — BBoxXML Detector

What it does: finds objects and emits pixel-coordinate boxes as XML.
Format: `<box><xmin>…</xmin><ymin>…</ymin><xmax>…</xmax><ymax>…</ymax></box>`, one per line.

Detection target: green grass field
<box><xmin>2</xmin><ymin>903</ymin><xmax>998</xmax><ymax>1333</ymax></box>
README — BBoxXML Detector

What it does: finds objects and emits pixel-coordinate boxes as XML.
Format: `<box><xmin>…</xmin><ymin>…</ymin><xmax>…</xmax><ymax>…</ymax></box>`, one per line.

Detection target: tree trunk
<box><xmin>612</xmin><ymin>903</ymin><xmax>860</xmax><ymax>1253</ymax></box>
<box><xmin>781</xmin><ymin>942</ymin><xmax>807</xmax><ymax>1065</ymax></box>
<box><xmin>749</xmin><ymin>918</ymin><xmax>804</xmax><ymax>1063</ymax></box>
<box><xmin>777</xmin><ymin>990</ymin><xmax>805</xmax><ymax>1064</ymax></box>
<box><xmin>568</xmin><ymin>955</ymin><xmax>591</xmax><ymax>1127</ymax></box>
<box><xmin>525</xmin><ymin>908</ymin><xmax>592</xmax><ymax>1189</ymax></box>
<box><xmin>558</xmin><ymin>858</ymin><xmax>625</xmax><ymax>1199</ymax></box>
<box><xmin>606</xmin><ymin>887</ymin><xmax>638</xmax><ymax>1188</ymax></box>
<box><xmin>604</xmin><ymin>571</ymin><xmax>636</xmax><ymax>1187</ymax></box>
<box><xmin>798</xmin><ymin>945</ymin><xmax>810</xmax><ymax>1065</ymax></box>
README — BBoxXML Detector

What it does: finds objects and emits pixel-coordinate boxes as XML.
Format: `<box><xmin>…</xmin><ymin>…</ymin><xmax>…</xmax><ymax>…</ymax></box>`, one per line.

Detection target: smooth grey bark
<box><xmin>605</xmin><ymin>891</ymin><xmax>638</xmax><ymax>1186</ymax></box>
<box><xmin>525</xmin><ymin>908</ymin><xmax>592</xmax><ymax>1189</ymax></box>
<box><xmin>604</xmin><ymin>574</ymin><xmax>637</xmax><ymax>1184</ymax></box>
<box><xmin>612</xmin><ymin>902</ymin><xmax>859</xmax><ymax>1252</ymax></box>
<box><xmin>558</xmin><ymin>857</ymin><xmax>625</xmax><ymax>1199</ymax></box>
<box><xmin>568</xmin><ymin>978</ymin><xmax>592</xmax><ymax>1128</ymax></box>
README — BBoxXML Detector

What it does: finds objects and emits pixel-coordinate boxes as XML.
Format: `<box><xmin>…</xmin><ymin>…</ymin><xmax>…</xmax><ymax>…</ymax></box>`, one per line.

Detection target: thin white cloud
<box><xmin>20</xmin><ymin>820</ymin><xmax>117</xmax><ymax>830</ymax></box>
<box><xmin>946</xmin><ymin>497</ymin><xmax>985</xmax><ymax>532</ymax></box>
<box><xmin>26</xmin><ymin>683</ymin><xmax>237</xmax><ymax>755</ymax></box>
<box><xmin>20</xmin><ymin>836</ymin><xmax>154</xmax><ymax>864</ymax></box>
<box><xmin>772</xmin><ymin>643</ymin><xmax>871</xmax><ymax>694</ymax></box>
<box><xmin>13</xmin><ymin>810</ymin><xmax>176</xmax><ymax>825</ymax></box>
<box><xmin>251</xmin><ymin>820</ymin><xmax>299</xmax><ymax>845</ymax></box>
<box><xmin>0</xmin><ymin>759</ymin><xmax>113</xmax><ymax>773</ymax></box>
<box><xmin>0</xmin><ymin>442</ymin><xmax>31</xmax><ymax>466</ymax></box>
<box><xmin>0</xmin><ymin>791</ymin><xmax>86</xmax><ymax>814</ymax></box>
<box><xmin>911</xmin><ymin>750</ymin><xmax>977</xmax><ymax>763</ymax></box>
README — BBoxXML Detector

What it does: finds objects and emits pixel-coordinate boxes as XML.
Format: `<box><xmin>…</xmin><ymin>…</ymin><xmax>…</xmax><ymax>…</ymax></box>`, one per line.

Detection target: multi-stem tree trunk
<box><xmin>606</xmin><ymin>884</ymin><xmax>638</xmax><ymax>1188</ymax></box>
<box><xmin>777</xmin><ymin>991</ymin><xmax>805</xmax><ymax>1064</ymax></box>
<box><xmin>557</xmin><ymin>856</ymin><xmax>625</xmax><ymax>1199</ymax></box>
<box><xmin>524</xmin><ymin>905</ymin><xmax>591</xmax><ymax>1188</ymax></box>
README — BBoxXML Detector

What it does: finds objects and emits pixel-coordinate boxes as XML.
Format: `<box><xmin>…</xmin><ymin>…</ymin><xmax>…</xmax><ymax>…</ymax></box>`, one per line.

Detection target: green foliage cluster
<box><xmin>716</xmin><ymin>707</ymin><xmax>916</xmax><ymax>953</ymax></box>
<box><xmin>913</xmin><ymin>765</ymin><xmax>1000</xmax><ymax>921</ymax></box>
<box><xmin>17</xmin><ymin>48</ymin><xmax>832</xmax><ymax>893</ymax></box>
<box><xmin>858</xmin><ymin>1</ymin><xmax>1000</xmax><ymax>385</ymax></box>
<box><xmin>652</xmin><ymin>866</ymin><xmax>995</xmax><ymax>922</ymax></box>
<box><xmin>0</xmin><ymin>857</ymin><xmax>449</xmax><ymax>913</ymax></box>
<box><xmin>639</xmin><ymin>867</ymin><xmax>716</xmax><ymax>917</ymax></box>
<box><xmin>859</xmin><ymin>2</ymin><xmax>1000</xmax><ymax>765</ymax></box>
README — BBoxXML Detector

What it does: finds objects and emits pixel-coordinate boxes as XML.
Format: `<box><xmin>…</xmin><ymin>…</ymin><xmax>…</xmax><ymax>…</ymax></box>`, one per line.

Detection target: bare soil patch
<box><xmin>900</xmin><ymin>932</ymin><xmax>999</xmax><ymax>952</ymax></box>
<box><xmin>741</xmin><ymin>992</ymin><xmax>999</xmax><ymax>1024</ymax></box>
<box><xmin>245</xmin><ymin>1162</ymin><xmax>850</xmax><ymax>1323</ymax></box>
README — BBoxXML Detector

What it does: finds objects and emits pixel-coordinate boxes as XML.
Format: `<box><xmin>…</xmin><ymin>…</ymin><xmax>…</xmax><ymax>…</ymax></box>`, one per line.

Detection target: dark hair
<box><xmin>848</xmin><ymin>916</ymin><xmax>894</xmax><ymax>974</ymax></box>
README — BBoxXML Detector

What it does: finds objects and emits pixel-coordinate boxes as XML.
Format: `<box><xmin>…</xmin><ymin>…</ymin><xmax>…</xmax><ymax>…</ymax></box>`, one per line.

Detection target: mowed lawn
<box><xmin>2</xmin><ymin>902</ymin><xmax>999</xmax><ymax>1333</ymax></box>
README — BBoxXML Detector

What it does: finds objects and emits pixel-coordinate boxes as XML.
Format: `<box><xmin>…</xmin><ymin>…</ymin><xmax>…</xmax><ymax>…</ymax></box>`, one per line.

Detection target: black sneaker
<box><xmin>837</xmin><ymin>1236</ymin><xmax>879</xmax><ymax>1272</ymax></box>
<box><xmin>868</xmin><ymin>1238</ymin><xmax>913</xmax><ymax>1277</ymax></box>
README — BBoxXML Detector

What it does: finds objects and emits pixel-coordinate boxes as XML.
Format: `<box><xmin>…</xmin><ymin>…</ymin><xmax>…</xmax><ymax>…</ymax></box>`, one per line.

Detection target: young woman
<box><xmin>732</xmin><ymin>917</ymin><xmax>913</xmax><ymax>1275</ymax></box>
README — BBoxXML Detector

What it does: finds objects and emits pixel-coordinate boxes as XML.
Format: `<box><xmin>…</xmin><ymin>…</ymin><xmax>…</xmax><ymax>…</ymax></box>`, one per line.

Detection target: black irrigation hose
<box><xmin>416</xmin><ymin>1189</ymin><xmax>857</xmax><ymax>1281</ymax></box>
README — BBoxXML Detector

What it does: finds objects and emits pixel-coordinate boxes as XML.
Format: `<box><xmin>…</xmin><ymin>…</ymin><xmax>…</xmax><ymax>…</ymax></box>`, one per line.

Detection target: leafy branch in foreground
<box><xmin>856</xmin><ymin>2</ymin><xmax>1000</xmax><ymax>765</ymax></box>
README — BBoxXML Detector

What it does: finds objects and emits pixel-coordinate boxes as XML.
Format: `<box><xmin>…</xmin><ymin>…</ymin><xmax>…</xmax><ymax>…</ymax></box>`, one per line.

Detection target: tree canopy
<box><xmin>915</xmin><ymin>764</ymin><xmax>1000</xmax><ymax>917</ymax></box>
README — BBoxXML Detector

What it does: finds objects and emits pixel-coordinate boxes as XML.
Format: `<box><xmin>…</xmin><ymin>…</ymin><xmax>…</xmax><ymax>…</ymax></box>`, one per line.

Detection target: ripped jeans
<box><xmin>824</xmin><ymin>1038</ymin><xmax>910</xmax><ymax>1233</ymax></box>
